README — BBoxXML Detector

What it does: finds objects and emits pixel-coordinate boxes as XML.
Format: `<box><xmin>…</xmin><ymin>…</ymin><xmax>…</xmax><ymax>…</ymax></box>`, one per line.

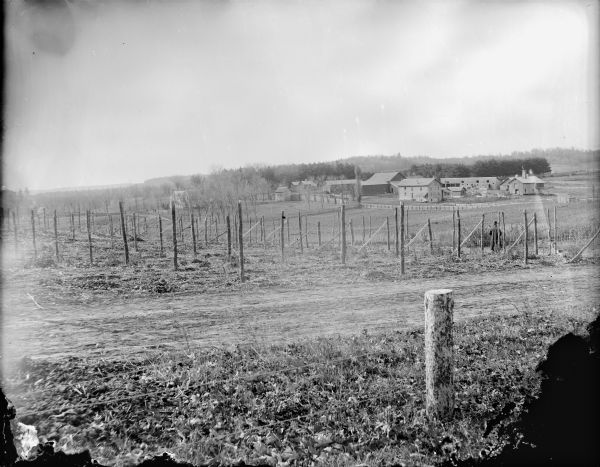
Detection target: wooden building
<box><xmin>395</xmin><ymin>178</ymin><xmax>444</xmax><ymax>202</ymax></box>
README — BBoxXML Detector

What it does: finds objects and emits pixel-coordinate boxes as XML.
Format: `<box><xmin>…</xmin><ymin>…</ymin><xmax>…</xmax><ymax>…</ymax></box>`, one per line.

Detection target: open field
<box><xmin>2</xmin><ymin>172</ymin><xmax>600</xmax><ymax>465</ymax></box>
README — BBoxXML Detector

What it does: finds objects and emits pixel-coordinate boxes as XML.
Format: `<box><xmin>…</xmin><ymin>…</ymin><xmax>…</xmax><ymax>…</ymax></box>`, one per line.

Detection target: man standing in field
<box><xmin>489</xmin><ymin>221</ymin><xmax>502</xmax><ymax>251</ymax></box>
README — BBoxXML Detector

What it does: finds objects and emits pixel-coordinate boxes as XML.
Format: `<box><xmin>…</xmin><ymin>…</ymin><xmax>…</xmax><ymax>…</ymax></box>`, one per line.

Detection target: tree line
<box><xmin>408</xmin><ymin>157</ymin><xmax>552</xmax><ymax>178</ymax></box>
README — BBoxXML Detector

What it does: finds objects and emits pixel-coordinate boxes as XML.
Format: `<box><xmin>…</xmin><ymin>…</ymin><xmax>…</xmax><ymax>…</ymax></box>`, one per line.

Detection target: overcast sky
<box><xmin>3</xmin><ymin>0</ymin><xmax>599</xmax><ymax>191</ymax></box>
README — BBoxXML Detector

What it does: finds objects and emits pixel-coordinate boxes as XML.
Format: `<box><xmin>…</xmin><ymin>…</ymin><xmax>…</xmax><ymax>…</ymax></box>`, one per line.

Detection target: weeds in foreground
<box><xmin>6</xmin><ymin>308</ymin><xmax>594</xmax><ymax>466</ymax></box>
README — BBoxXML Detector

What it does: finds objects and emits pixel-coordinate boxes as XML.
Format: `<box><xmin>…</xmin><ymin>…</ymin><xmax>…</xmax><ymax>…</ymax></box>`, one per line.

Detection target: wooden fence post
<box><xmin>317</xmin><ymin>221</ymin><xmax>321</xmax><ymax>247</ymax></box>
<box><xmin>456</xmin><ymin>210</ymin><xmax>461</xmax><ymax>258</ymax></box>
<box><xmin>171</xmin><ymin>202</ymin><xmax>178</xmax><ymax>270</ymax></box>
<box><xmin>350</xmin><ymin>218</ymin><xmax>355</xmax><ymax>246</ymax></box>
<box><xmin>362</xmin><ymin>216</ymin><xmax>366</xmax><ymax>244</ymax></box>
<box><xmin>133</xmin><ymin>213</ymin><xmax>138</xmax><ymax>252</ymax></box>
<box><xmin>238</xmin><ymin>201</ymin><xmax>245</xmax><ymax>282</ymax></box>
<box><xmin>54</xmin><ymin>210</ymin><xmax>59</xmax><ymax>260</ymax></box>
<box><xmin>298</xmin><ymin>212</ymin><xmax>303</xmax><ymax>254</ymax></box>
<box><xmin>502</xmin><ymin>212</ymin><xmax>506</xmax><ymax>252</ymax></box>
<box><xmin>205</xmin><ymin>217</ymin><xmax>208</xmax><ymax>246</ymax></box>
<box><xmin>547</xmin><ymin>207</ymin><xmax>551</xmax><ymax>255</ymax></box>
<box><xmin>30</xmin><ymin>210</ymin><xmax>37</xmax><ymax>259</ymax></box>
<box><xmin>119</xmin><ymin>202</ymin><xmax>129</xmax><ymax>264</ymax></box>
<box><xmin>480</xmin><ymin>213</ymin><xmax>485</xmax><ymax>256</ymax></box>
<box><xmin>158</xmin><ymin>215</ymin><xmax>164</xmax><ymax>257</ymax></box>
<box><xmin>428</xmin><ymin>218</ymin><xmax>433</xmax><ymax>254</ymax></box>
<box><xmin>424</xmin><ymin>289</ymin><xmax>454</xmax><ymax>419</ymax></box>
<box><xmin>340</xmin><ymin>205</ymin><xmax>346</xmax><ymax>264</ymax></box>
<box><xmin>553</xmin><ymin>205</ymin><xmax>557</xmax><ymax>254</ymax></box>
<box><xmin>281</xmin><ymin>211</ymin><xmax>285</xmax><ymax>261</ymax></box>
<box><xmin>452</xmin><ymin>210</ymin><xmax>456</xmax><ymax>252</ymax></box>
<box><xmin>386</xmin><ymin>217</ymin><xmax>391</xmax><ymax>251</ymax></box>
<box><xmin>191</xmin><ymin>211</ymin><xmax>197</xmax><ymax>257</ymax></box>
<box><xmin>400</xmin><ymin>203</ymin><xmax>405</xmax><ymax>274</ymax></box>
<box><xmin>109</xmin><ymin>214</ymin><xmax>114</xmax><ymax>245</ymax></box>
<box><xmin>524</xmin><ymin>210</ymin><xmax>528</xmax><ymax>265</ymax></box>
<box><xmin>226</xmin><ymin>215</ymin><xmax>231</xmax><ymax>259</ymax></box>
<box><xmin>86</xmin><ymin>210</ymin><xmax>93</xmax><ymax>265</ymax></box>
<box><xmin>394</xmin><ymin>208</ymin><xmax>399</xmax><ymax>257</ymax></box>
<box><xmin>78</xmin><ymin>208</ymin><xmax>81</xmax><ymax>232</ymax></box>
<box><xmin>533</xmin><ymin>212</ymin><xmax>538</xmax><ymax>256</ymax></box>
<box><xmin>71</xmin><ymin>213</ymin><xmax>75</xmax><ymax>241</ymax></box>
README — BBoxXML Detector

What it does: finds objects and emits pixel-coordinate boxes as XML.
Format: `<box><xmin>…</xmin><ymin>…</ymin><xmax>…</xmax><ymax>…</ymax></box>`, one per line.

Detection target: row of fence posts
<box><xmin>4</xmin><ymin>201</ymin><xmax>593</xmax><ymax>273</ymax></box>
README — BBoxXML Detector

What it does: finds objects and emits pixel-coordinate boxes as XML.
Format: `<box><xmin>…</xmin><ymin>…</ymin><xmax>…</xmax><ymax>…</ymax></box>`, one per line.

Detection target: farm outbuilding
<box><xmin>395</xmin><ymin>178</ymin><xmax>443</xmax><ymax>202</ymax></box>
<box><xmin>274</xmin><ymin>186</ymin><xmax>293</xmax><ymax>201</ymax></box>
<box><xmin>361</xmin><ymin>172</ymin><xmax>405</xmax><ymax>196</ymax></box>
<box><xmin>500</xmin><ymin>169</ymin><xmax>545</xmax><ymax>195</ymax></box>
<box><xmin>323</xmin><ymin>179</ymin><xmax>356</xmax><ymax>195</ymax></box>
<box><xmin>443</xmin><ymin>186</ymin><xmax>466</xmax><ymax>198</ymax></box>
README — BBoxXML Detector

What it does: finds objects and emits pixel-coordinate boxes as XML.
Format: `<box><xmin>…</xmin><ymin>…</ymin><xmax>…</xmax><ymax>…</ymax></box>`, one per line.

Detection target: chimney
<box><xmin>521</xmin><ymin>167</ymin><xmax>526</xmax><ymax>178</ymax></box>
<box><xmin>529</xmin><ymin>168</ymin><xmax>533</xmax><ymax>175</ymax></box>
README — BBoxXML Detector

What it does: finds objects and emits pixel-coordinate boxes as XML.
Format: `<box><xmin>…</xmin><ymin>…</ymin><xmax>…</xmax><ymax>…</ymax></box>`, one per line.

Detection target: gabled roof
<box><xmin>363</xmin><ymin>171</ymin><xmax>404</xmax><ymax>185</ymax></box>
<box><xmin>394</xmin><ymin>177</ymin><xmax>439</xmax><ymax>187</ymax></box>
<box><xmin>505</xmin><ymin>175</ymin><xmax>545</xmax><ymax>185</ymax></box>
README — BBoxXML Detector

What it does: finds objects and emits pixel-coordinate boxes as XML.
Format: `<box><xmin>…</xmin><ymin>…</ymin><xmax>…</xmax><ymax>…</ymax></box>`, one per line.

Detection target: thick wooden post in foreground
<box><xmin>340</xmin><ymin>205</ymin><xmax>347</xmax><ymax>264</ymax></box>
<box><xmin>452</xmin><ymin>210</ymin><xmax>456</xmax><ymax>252</ymax></box>
<box><xmin>191</xmin><ymin>211</ymin><xmax>197</xmax><ymax>257</ymax></box>
<box><xmin>350</xmin><ymin>218</ymin><xmax>355</xmax><ymax>246</ymax></box>
<box><xmin>424</xmin><ymin>289</ymin><xmax>454</xmax><ymax>419</ymax></box>
<box><xmin>394</xmin><ymin>208</ymin><xmax>399</xmax><ymax>257</ymax></box>
<box><xmin>171</xmin><ymin>202</ymin><xmax>178</xmax><ymax>271</ymax></box>
<box><xmin>238</xmin><ymin>201</ymin><xmax>245</xmax><ymax>282</ymax></box>
<box><xmin>298</xmin><ymin>212</ymin><xmax>303</xmax><ymax>254</ymax></box>
<box><xmin>546</xmin><ymin>208</ymin><xmax>551</xmax><ymax>255</ymax></box>
<box><xmin>119</xmin><ymin>202</ymin><xmax>129</xmax><ymax>264</ymax></box>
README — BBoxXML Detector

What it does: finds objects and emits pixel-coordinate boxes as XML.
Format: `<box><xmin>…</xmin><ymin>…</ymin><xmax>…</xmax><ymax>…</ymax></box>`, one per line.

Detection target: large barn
<box><xmin>361</xmin><ymin>172</ymin><xmax>405</xmax><ymax>196</ymax></box>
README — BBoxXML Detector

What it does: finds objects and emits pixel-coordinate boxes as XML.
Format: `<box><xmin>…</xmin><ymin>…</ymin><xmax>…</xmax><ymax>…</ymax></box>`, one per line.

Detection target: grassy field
<box><xmin>5</xmin><ymin>305</ymin><xmax>596</xmax><ymax>466</ymax></box>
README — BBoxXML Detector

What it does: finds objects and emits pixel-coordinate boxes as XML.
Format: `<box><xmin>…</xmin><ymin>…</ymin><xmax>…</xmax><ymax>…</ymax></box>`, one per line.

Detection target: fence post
<box><xmin>171</xmin><ymin>201</ymin><xmax>178</xmax><ymax>271</ymax></box>
<box><xmin>452</xmin><ymin>210</ymin><xmax>456</xmax><ymax>252</ymax></box>
<box><xmin>456</xmin><ymin>210</ymin><xmax>461</xmax><ymax>258</ymax></box>
<box><xmin>204</xmin><ymin>217</ymin><xmax>208</xmax><ymax>246</ymax></box>
<box><xmin>54</xmin><ymin>210</ymin><xmax>59</xmax><ymax>260</ymax></box>
<box><xmin>298</xmin><ymin>212</ymin><xmax>303</xmax><ymax>254</ymax></box>
<box><xmin>78</xmin><ymin>207</ymin><xmax>81</xmax><ymax>232</ymax></box>
<box><xmin>226</xmin><ymin>215</ymin><xmax>231</xmax><ymax>259</ymax></box>
<box><xmin>191</xmin><ymin>210</ymin><xmax>197</xmax><ymax>257</ymax></box>
<box><xmin>553</xmin><ymin>205</ymin><xmax>557</xmax><ymax>255</ymax></box>
<box><xmin>350</xmin><ymin>218</ymin><xmax>355</xmax><ymax>246</ymax></box>
<box><xmin>502</xmin><ymin>212</ymin><xmax>506</xmax><ymax>252</ymax></box>
<box><xmin>533</xmin><ymin>212</ymin><xmax>538</xmax><ymax>256</ymax></box>
<box><xmin>480</xmin><ymin>213</ymin><xmax>485</xmax><ymax>256</ymax></box>
<box><xmin>238</xmin><ymin>201</ymin><xmax>245</xmax><ymax>282</ymax></box>
<box><xmin>400</xmin><ymin>203</ymin><xmax>405</xmax><ymax>274</ymax></box>
<box><xmin>547</xmin><ymin>208</ymin><xmax>551</xmax><ymax>255</ymax></box>
<box><xmin>428</xmin><ymin>218</ymin><xmax>433</xmax><ymax>254</ymax></box>
<box><xmin>340</xmin><ymin>205</ymin><xmax>346</xmax><ymax>264</ymax></box>
<box><xmin>317</xmin><ymin>221</ymin><xmax>321</xmax><ymax>247</ymax></box>
<box><xmin>424</xmin><ymin>289</ymin><xmax>454</xmax><ymax>419</ymax></box>
<box><xmin>119</xmin><ymin>202</ymin><xmax>129</xmax><ymax>264</ymax></box>
<box><xmin>159</xmin><ymin>215</ymin><xmax>164</xmax><ymax>257</ymax></box>
<box><xmin>133</xmin><ymin>213</ymin><xmax>138</xmax><ymax>252</ymax></box>
<box><xmin>386</xmin><ymin>217</ymin><xmax>391</xmax><ymax>251</ymax></box>
<box><xmin>524</xmin><ymin>210</ymin><xmax>528</xmax><ymax>265</ymax></box>
<box><xmin>30</xmin><ymin>210</ymin><xmax>37</xmax><ymax>259</ymax></box>
<box><xmin>362</xmin><ymin>216</ymin><xmax>366</xmax><ymax>244</ymax></box>
<box><xmin>281</xmin><ymin>211</ymin><xmax>285</xmax><ymax>261</ymax></box>
<box><xmin>394</xmin><ymin>208</ymin><xmax>399</xmax><ymax>257</ymax></box>
<box><xmin>71</xmin><ymin>213</ymin><xmax>75</xmax><ymax>241</ymax></box>
<box><xmin>86</xmin><ymin>210</ymin><xmax>93</xmax><ymax>265</ymax></box>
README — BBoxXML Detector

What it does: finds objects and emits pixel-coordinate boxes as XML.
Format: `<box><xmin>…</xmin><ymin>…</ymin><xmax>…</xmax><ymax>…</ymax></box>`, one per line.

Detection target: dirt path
<box><xmin>2</xmin><ymin>265</ymin><xmax>599</xmax><ymax>367</ymax></box>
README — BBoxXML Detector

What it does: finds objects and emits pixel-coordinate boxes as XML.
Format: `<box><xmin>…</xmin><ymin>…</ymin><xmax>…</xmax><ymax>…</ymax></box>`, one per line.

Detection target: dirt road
<box><xmin>2</xmin><ymin>265</ymin><xmax>599</xmax><ymax>366</ymax></box>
